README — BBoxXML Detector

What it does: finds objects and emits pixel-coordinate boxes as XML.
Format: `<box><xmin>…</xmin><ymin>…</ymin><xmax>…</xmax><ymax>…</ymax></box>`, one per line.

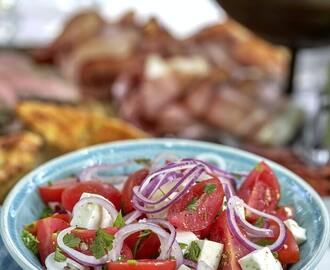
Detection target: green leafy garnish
<box><xmin>40</xmin><ymin>206</ymin><xmax>53</xmax><ymax>218</ymax></box>
<box><xmin>204</xmin><ymin>184</ymin><xmax>216</xmax><ymax>195</ymax></box>
<box><xmin>186</xmin><ymin>197</ymin><xmax>199</xmax><ymax>211</ymax></box>
<box><xmin>255</xmin><ymin>239</ymin><xmax>274</xmax><ymax>246</ymax></box>
<box><xmin>21</xmin><ymin>229</ymin><xmax>39</xmax><ymax>255</ymax></box>
<box><xmin>132</xmin><ymin>230</ymin><xmax>152</xmax><ymax>257</ymax></box>
<box><xmin>113</xmin><ymin>211</ymin><xmax>125</xmax><ymax>228</ymax></box>
<box><xmin>179</xmin><ymin>242</ymin><xmax>188</xmax><ymax>250</ymax></box>
<box><xmin>127</xmin><ymin>259</ymin><xmax>137</xmax><ymax>265</ymax></box>
<box><xmin>273</xmin><ymin>252</ymin><xmax>279</xmax><ymax>259</ymax></box>
<box><xmin>254</xmin><ymin>217</ymin><xmax>265</xmax><ymax>228</ymax></box>
<box><xmin>47</xmin><ymin>181</ymin><xmax>53</xmax><ymax>186</ymax></box>
<box><xmin>184</xmin><ymin>241</ymin><xmax>201</xmax><ymax>262</ymax></box>
<box><xmin>63</xmin><ymin>233</ymin><xmax>81</xmax><ymax>248</ymax></box>
<box><xmin>255</xmin><ymin>163</ymin><xmax>264</xmax><ymax>172</ymax></box>
<box><xmin>91</xmin><ymin>229</ymin><xmax>115</xmax><ymax>259</ymax></box>
<box><xmin>134</xmin><ymin>158</ymin><xmax>151</xmax><ymax>165</ymax></box>
<box><xmin>54</xmin><ymin>247</ymin><xmax>67</xmax><ymax>262</ymax></box>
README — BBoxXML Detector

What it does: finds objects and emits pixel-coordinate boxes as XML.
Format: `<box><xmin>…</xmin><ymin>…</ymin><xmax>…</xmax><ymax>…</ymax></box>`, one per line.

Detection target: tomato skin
<box><xmin>61</xmin><ymin>180</ymin><xmax>121</xmax><ymax>212</ymax></box>
<box><xmin>52</xmin><ymin>213</ymin><xmax>71</xmax><ymax>223</ymax></box>
<box><xmin>107</xmin><ymin>260</ymin><xmax>176</xmax><ymax>270</ymax></box>
<box><xmin>125</xmin><ymin>232</ymin><xmax>160</xmax><ymax>259</ymax></box>
<box><xmin>39</xmin><ymin>178</ymin><xmax>77</xmax><ymax>203</ymax></box>
<box><xmin>210</xmin><ymin>211</ymin><xmax>249</xmax><ymax>270</ymax></box>
<box><xmin>168</xmin><ymin>178</ymin><xmax>224</xmax><ymax>232</ymax></box>
<box><xmin>36</xmin><ymin>217</ymin><xmax>69</xmax><ymax>264</ymax></box>
<box><xmin>121</xmin><ymin>169</ymin><xmax>149</xmax><ymax>214</ymax></box>
<box><xmin>238</xmin><ymin>162</ymin><xmax>280</xmax><ymax>221</ymax></box>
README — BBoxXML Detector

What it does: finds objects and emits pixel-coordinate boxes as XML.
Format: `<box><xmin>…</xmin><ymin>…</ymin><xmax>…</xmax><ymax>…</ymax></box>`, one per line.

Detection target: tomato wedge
<box><xmin>121</xmin><ymin>169</ymin><xmax>149</xmax><ymax>214</ymax></box>
<box><xmin>238</xmin><ymin>161</ymin><xmax>280</xmax><ymax>221</ymax></box>
<box><xmin>36</xmin><ymin>217</ymin><xmax>69</xmax><ymax>264</ymax></box>
<box><xmin>61</xmin><ymin>180</ymin><xmax>121</xmax><ymax>212</ymax></box>
<box><xmin>168</xmin><ymin>178</ymin><xmax>224</xmax><ymax>231</ymax></box>
<box><xmin>39</xmin><ymin>178</ymin><xmax>77</xmax><ymax>203</ymax></box>
<box><xmin>125</xmin><ymin>231</ymin><xmax>160</xmax><ymax>259</ymax></box>
<box><xmin>107</xmin><ymin>260</ymin><xmax>176</xmax><ymax>270</ymax></box>
<box><xmin>210</xmin><ymin>210</ymin><xmax>249</xmax><ymax>270</ymax></box>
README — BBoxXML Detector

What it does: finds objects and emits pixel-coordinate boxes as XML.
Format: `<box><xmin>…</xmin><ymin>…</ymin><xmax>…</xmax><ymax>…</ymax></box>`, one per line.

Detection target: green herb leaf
<box><xmin>186</xmin><ymin>197</ymin><xmax>199</xmax><ymax>211</ymax></box>
<box><xmin>255</xmin><ymin>239</ymin><xmax>274</xmax><ymax>246</ymax></box>
<box><xmin>204</xmin><ymin>184</ymin><xmax>216</xmax><ymax>195</ymax></box>
<box><xmin>254</xmin><ymin>217</ymin><xmax>265</xmax><ymax>228</ymax></box>
<box><xmin>179</xmin><ymin>242</ymin><xmax>188</xmax><ymax>250</ymax></box>
<box><xmin>132</xmin><ymin>230</ymin><xmax>152</xmax><ymax>257</ymax></box>
<box><xmin>21</xmin><ymin>229</ymin><xmax>39</xmax><ymax>255</ymax></box>
<box><xmin>47</xmin><ymin>181</ymin><xmax>53</xmax><ymax>186</ymax></box>
<box><xmin>113</xmin><ymin>211</ymin><xmax>125</xmax><ymax>228</ymax></box>
<box><xmin>91</xmin><ymin>229</ymin><xmax>115</xmax><ymax>259</ymax></box>
<box><xmin>40</xmin><ymin>206</ymin><xmax>53</xmax><ymax>219</ymax></box>
<box><xmin>184</xmin><ymin>241</ymin><xmax>201</xmax><ymax>262</ymax></box>
<box><xmin>134</xmin><ymin>158</ymin><xmax>151</xmax><ymax>165</ymax></box>
<box><xmin>255</xmin><ymin>163</ymin><xmax>264</xmax><ymax>172</ymax></box>
<box><xmin>127</xmin><ymin>259</ymin><xmax>137</xmax><ymax>265</ymax></box>
<box><xmin>272</xmin><ymin>252</ymin><xmax>279</xmax><ymax>260</ymax></box>
<box><xmin>54</xmin><ymin>247</ymin><xmax>67</xmax><ymax>262</ymax></box>
<box><xmin>63</xmin><ymin>233</ymin><xmax>81</xmax><ymax>248</ymax></box>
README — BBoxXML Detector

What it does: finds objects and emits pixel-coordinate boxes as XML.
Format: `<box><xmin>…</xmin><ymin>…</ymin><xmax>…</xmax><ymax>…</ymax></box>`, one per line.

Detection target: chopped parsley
<box><xmin>91</xmin><ymin>229</ymin><xmax>115</xmax><ymax>259</ymax></box>
<box><xmin>254</xmin><ymin>217</ymin><xmax>265</xmax><ymax>228</ymax></box>
<box><xmin>113</xmin><ymin>211</ymin><xmax>125</xmax><ymax>228</ymax></box>
<box><xmin>40</xmin><ymin>206</ymin><xmax>53</xmax><ymax>219</ymax></box>
<box><xmin>255</xmin><ymin>163</ymin><xmax>264</xmax><ymax>172</ymax></box>
<box><xmin>132</xmin><ymin>230</ymin><xmax>152</xmax><ymax>257</ymax></box>
<box><xmin>47</xmin><ymin>181</ymin><xmax>53</xmax><ymax>186</ymax></box>
<box><xmin>186</xmin><ymin>197</ymin><xmax>199</xmax><ymax>211</ymax></box>
<box><xmin>63</xmin><ymin>233</ymin><xmax>81</xmax><ymax>248</ymax></box>
<box><xmin>255</xmin><ymin>239</ymin><xmax>274</xmax><ymax>246</ymax></box>
<box><xmin>134</xmin><ymin>158</ymin><xmax>151</xmax><ymax>165</ymax></box>
<box><xmin>21</xmin><ymin>229</ymin><xmax>39</xmax><ymax>255</ymax></box>
<box><xmin>204</xmin><ymin>184</ymin><xmax>216</xmax><ymax>195</ymax></box>
<box><xmin>184</xmin><ymin>241</ymin><xmax>201</xmax><ymax>262</ymax></box>
<box><xmin>179</xmin><ymin>242</ymin><xmax>188</xmax><ymax>250</ymax></box>
<box><xmin>127</xmin><ymin>259</ymin><xmax>137</xmax><ymax>265</ymax></box>
<box><xmin>273</xmin><ymin>252</ymin><xmax>279</xmax><ymax>259</ymax></box>
<box><xmin>54</xmin><ymin>247</ymin><xmax>66</xmax><ymax>262</ymax></box>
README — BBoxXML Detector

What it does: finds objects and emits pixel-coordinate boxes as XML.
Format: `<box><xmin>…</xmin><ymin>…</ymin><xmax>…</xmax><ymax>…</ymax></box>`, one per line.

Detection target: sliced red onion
<box><xmin>183</xmin><ymin>259</ymin><xmax>197</xmax><ymax>269</ymax></box>
<box><xmin>132</xmin><ymin>166</ymin><xmax>205</xmax><ymax>214</ymax></box>
<box><xmin>108</xmin><ymin>222</ymin><xmax>183</xmax><ymax>267</ymax></box>
<box><xmin>78</xmin><ymin>161</ymin><xmax>135</xmax><ymax>182</ymax></box>
<box><xmin>57</xmin><ymin>227</ymin><xmax>107</xmax><ymax>266</ymax></box>
<box><xmin>72</xmin><ymin>196</ymin><xmax>118</xmax><ymax>223</ymax></box>
<box><xmin>123</xmin><ymin>210</ymin><xmax>142</xmax><ymax>224</ymax></box>
<box><xmin>227</xmin><ymin>196</ymin><xmax>286</xmax><ymax>251</ymax></box>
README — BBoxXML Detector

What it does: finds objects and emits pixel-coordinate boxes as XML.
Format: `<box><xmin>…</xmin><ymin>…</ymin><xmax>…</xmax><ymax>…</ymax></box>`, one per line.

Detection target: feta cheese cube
<box><xmin>70</xmin><ymin>192</ymin><xmax>113</xmax><ymax>229</ymax></box>
<box><xmin>45</xmin><ymin>252</ymin><xmax>88</xmax><ymax>270</ymax></box>
<box><xmin>176</xmin><ymin>231</ymin><xmax>198</xmax><ymax>253</ymax></box>
<box><xmin>178</xmin><ymin>264</ymin><xmax>191</xmax><ymax>270</ymax></box>
<box><xmin>196</xmin><ymin>239</ymin><xmax>224</xmax><ymax>270</ymax></box>
<box><xmin>284</xmin><ymin>219</ymin><xmax>307</xmax><ymax>245</ymax></box>
<box><xmin>238</xmin><ymin>247</ymin><xmax>282</xmax><ymax>270</ymax></box>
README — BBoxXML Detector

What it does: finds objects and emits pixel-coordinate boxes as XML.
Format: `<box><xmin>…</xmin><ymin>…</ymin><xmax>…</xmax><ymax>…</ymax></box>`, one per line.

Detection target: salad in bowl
<box><xmin>20</xmin><ymin>152</ymin><xmax>307</xmax><ymax>270</ymax></box>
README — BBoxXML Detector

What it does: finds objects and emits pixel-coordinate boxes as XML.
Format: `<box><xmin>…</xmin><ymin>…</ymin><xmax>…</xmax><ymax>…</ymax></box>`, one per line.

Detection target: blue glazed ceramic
<box><xmin>1</xmin><ymin>139</ymin><xmax>329</xmax><ymax>270</ymax></box>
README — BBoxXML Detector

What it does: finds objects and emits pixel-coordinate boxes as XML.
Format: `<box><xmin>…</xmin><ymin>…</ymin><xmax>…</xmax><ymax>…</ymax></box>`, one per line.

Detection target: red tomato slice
<box><xmin>52</xmin><ymin>213</ymin><xmax>71</xmax><ymax>223</ymax></box>
<box><xmin>39</xmin><ymin>178</ymin><xmax>77</xmax><ymax>203</ymax></box>
<box><xmin>61</xmin><ymin>180</ymin><xmax>121</xmax><ymax>212</ymax></box>
<box><xmin>121</xmin><ymin>169</ymin><xmax>149</xmax><ymax>214</ymax></box>
<box><xmin>168</xmin><ymin>178</ymin><xmax>224</xmax><ymax>231</ymax></box>
<box><xmin>238</xmin><ymin>161</ymin><xmax>280</xmax><ymax>220</ymax></box>
<box><xmin>125</xmin><ymin>231</ymin><xmax>160</xmax><ymax>259</ymax></box>
<box><xmin>107</xmin><ymin>260</ymin><xmax>176</xmax><ymax>270</ymax></box>
<box><xmin>36</xmin><ymin>217</ymin><xmax>69</xmax><ymax>264</ymax></box>
<box><xmin>210</xmin><ymin>210</ymin><xmax>249</xmax><ymax>270</ymax></box>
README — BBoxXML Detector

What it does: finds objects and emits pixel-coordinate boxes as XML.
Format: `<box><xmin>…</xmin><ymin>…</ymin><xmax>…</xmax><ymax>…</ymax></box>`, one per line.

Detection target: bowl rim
<box><xmin>1</xmin><ymin>138</ymin><xmax>329</xmax><ymax>270</ymax></box>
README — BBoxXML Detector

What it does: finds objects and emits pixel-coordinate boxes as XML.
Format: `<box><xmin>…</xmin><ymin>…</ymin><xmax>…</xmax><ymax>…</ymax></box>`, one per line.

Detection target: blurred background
<box><xmin>0</xmin><ymin>0</ymin><xmax>330</xmax><ymax>215</ymax></box>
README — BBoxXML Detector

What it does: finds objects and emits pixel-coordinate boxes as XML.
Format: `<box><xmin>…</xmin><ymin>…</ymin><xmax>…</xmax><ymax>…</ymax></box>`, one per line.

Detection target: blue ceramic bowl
<box><xmin>1</xmin><ymin>139</ymin><xmax>329</xmax><ymax>270</ymax></box>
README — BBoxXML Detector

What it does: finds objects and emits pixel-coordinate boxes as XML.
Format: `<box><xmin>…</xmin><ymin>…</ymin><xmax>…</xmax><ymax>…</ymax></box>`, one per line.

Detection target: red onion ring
<box><xmin>57</xmin><ymin>227</ymin><xmax>107</xmax><ymax>266</ymax></box>
<box><xmin>183</xmin><ymin>259</ymin><xmax>197</xmax><ymax>269</ymax></box>
<box><xmin>123</xmin><ymin>210</ymin><xmax>142</xmax><ymax>224</ymax></box>
<box><xmin>227</xmin><ymin>196</ymin><xmax>287</xmax><ymax>251</ymax></box>
<box><xmin>72</xmin><ymin>196</ymin><xmax>118</xmax><ymax>223</ymax></box>
<box><xmin>150</xmin><ymin>152</ymin><xmax>179</xmax><ymax>172</ymax></box>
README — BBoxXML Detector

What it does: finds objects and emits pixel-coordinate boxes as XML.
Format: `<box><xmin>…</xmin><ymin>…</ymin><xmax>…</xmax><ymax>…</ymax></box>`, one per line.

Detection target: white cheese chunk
<box><xmin>284</xmin><ymin>219</ymin><xmax>307</xmax><ymax>245</ymax></box>
<box><xmin>178</xmin><ymin>264</ymin><xmax>191</xmax><ymax>270</ymax></box>
<box><xmin>238</xmin><ymin>247</ymin><xmax>282</xmax><ymax>270</ymax></box>
<box><xmin>196</xmin><ymin>239</ymin><xmax>224</xmax><ymax>270</ymax></box>
<box><xmin>45</xmin><ymin>252</ymin><xmax>88</xmax><ymax>270</ymax></box>
<box><xmin>70</xmin><ymin>192</ymin><xmax>113</xmax><ymax>229</ymax></box>
<box><xmin>176</xmin><ymin>231</ymin><xmax>199</xmax><ymax>253</ymax></box>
